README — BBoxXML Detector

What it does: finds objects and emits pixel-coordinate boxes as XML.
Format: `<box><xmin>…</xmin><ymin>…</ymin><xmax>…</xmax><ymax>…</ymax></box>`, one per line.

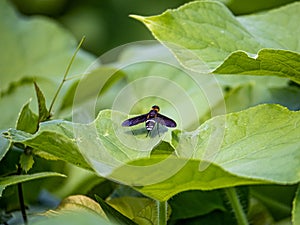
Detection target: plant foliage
<box><xmin>1</xmin><ymin>0</ymin><xmax>299</xmax><ymax>225</ymax></box>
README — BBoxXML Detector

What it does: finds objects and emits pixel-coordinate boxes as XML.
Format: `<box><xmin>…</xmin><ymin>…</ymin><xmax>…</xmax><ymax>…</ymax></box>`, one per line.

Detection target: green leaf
<box><xmin>0</xmin><ymin>131</ymin><xmax>11</xmax><ymax>161</ymax></box>
<box><xmin>95</xmin><ymin>195</ymin><xmax>138</xmax><ymax>225</ymax></box>
<box><xmin>5</xmin><ymin>107</ymin><xmax>180</xmax><ymax>198</ymax></box>
<box><xmin>132</xmin><ymin>1</ymin><xmax>300</xmax><ymax>80</ymax></box>
<box><xmin>237</xmin><ymin>2</ymin><xmax>299</xmax><ymax>51</ymax></box>
<box><xmin>169</xmin><ymin>190</ymin><xmax>225</xmax><ymax>220</ymax></box>
<box><xmin>0</xmin><ymin>0</ymin><xmax>95</xmax><ymax>130</ymax></box>
<box><xmin>3</xmin><ymin>109</ymin><xmax>156</xmax><ymax>172</ymax></box>
<box><xmin>151</xmin><ymin>141</ymin><xmax>174</xmax><ymax>156</ymax></box>
<box><xmin>19</xmin><ymin>153</ymin><xmax>35</xmax><ymax>173</ymax></box>
<box><xmin>131</xmin><ymin>1</ymin><xmax>262</xmax><ymax>71</ymax></box>
<box><xmin>213</xmin><ymin>49</ymin><xmax>300</xmax><ymax>84</ymax></box>
<box><xmin>57</xmin><ymin>195</ymin><xmax>106</xmax><ymax>218</ymax></box>
<box><xmin>5</xmin><ymin>104</ymin><xmax>300</xmax><ymax>201</ymax></box>
<box><xmin>0</xmin><ymin>172</ymin><xmax>66</xmax><ymax>197</ymax></box>
<box><xmin>16</xmin><ymin>100</ymin><xmax>39</xmax><ymax>133</ymax></box>
<box><xmin>174</xmin><ymin>104</ymin><xmax>300</xmax><ymax>183</ymax></box>
<box><xmin>31</xmin><ymin>210</ymin><xmax>113</xmax><ymax>225</ymax></box>
<box><xmin>111</xmin><ymin>157</ymin><xmax>264</xmax><ymax>201</ymax></box>
<box><xmin>292</xmin><ymin>184</ymin><xmax>300</xmax><ymax>225</ymax></box>
<box><xmin>110</xmin><ymin>104</ymin><xmax>300</xmax><ymax>200</ymax></box>
<box><xmin>107</xmin><ymin>197</ymin><xmax>160</xmax><ymax>225</ymax></box>
<box><xmin>34</xmin><ymin>82</ymin><xmax>50</xmax><ymax>122</ymax></box>
<box><xmin>4</xmin><ymin>121</ymin><xmax>92</xmax><ymax>170</ymax></box>
<box><xmin>251</xmin><ymin>185</ymin><xmax>296</xmax><ymax>220</ymax></box>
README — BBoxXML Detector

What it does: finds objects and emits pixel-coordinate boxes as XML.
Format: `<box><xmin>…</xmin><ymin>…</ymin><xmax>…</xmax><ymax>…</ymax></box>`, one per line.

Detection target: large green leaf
<box><xmin>174</xmin><ymin>104</ymin><xmax>300</xmax><ymax>183</ymax></box>
<box><xmin>132</xmin><ymin>1</ymin><xmax>300</xmax><ymax>82</ymax></box>
<box><xmin>131</xmin><ymin>1</ymin><xmax>263</xmax><ymax>70</ymax></box>
<box><xmin>0</xmin><ymin>172</ymin><xmax>65</xmax><ymax>197</ymax></box>
<box><xmin>213</xmin><ymin>49</ymin><xmax>300</xmax><ymax>84</ymax></box>
<box><xmin>110</xmin><ymin>157</ymin><xmax>265</xmax><ymax>201</ymax></box>
<box><xmin>4</xmin><ymin>109</ymin><xmax>164</xmax><ymax>171</ymax></box>
<box><xmin>236</xmin><ymin>3</ymin><xmax>300</xmax><ymax>51</ymax></box>
<box><xmin>0</xmin><ymin>0</ymin><xmax>95</xmax><ymax>130</ymax></box>
<box><xmin>4</xmin><ymin>120</ymin><xmax>92</xmax><ymax>170</ymax></box>
<box><xmin>4</xmin><ymin>104</ymin><xmax>300</xmax><ymax>201</ymax></box>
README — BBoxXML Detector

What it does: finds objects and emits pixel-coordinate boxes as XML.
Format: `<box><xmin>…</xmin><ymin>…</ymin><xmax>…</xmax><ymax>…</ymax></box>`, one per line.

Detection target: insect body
<box><xmin>122</xmin><ymin>105</ymin><xmax>176</xmax><ymax>136</ymax></box>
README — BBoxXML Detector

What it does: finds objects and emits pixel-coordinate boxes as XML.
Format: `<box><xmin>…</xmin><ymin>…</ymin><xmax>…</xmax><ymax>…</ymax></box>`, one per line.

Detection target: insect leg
<box><xmin>146</xmin><ymin>130</ymin><xmax>151</xmax><ymax>137</ymax></box>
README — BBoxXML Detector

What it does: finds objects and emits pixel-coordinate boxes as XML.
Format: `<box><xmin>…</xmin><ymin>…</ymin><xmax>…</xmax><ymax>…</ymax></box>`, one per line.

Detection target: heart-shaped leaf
<box><xmin>132</xmin><ymin>1</ymin><xmax>300</xmax><ymax>83</ymax></box>
<box><xmin>4</xmin><ymin>104</ymin><xmax>300</xmax><ymax>201</ymax></box>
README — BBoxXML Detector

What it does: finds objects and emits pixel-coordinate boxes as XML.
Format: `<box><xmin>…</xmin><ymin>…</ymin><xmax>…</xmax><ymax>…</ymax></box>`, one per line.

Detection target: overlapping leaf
<box><xmin>214</xmin><ymin>49</ymin><xmax>300</xmax><ymax>84</ymax></box>
<box><xmin>174</xmin><ymin>104</ymin><xmax>300</xmax><ymax>183</ymax></box>
<box><xmin>132</xmin><ymin>1</ymin><xmax>300</xmax><ymax>83</ymax></box>
<box><xmin>4</xmin><ymin>104</ymin><xmax>300</xmax><ymax>201</ymax></box>
<box><xmin>5</xmin><ymin>120</ymin><xmax>92</xmax><ymax>170</ymax></box>
<box><xmin>0</xmin><ymin>172</ymin><xmax>65</xmax><ymax>197</ymax></box>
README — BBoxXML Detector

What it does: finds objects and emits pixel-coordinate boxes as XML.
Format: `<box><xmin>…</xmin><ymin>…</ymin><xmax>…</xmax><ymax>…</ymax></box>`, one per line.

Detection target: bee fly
<box><xmin>122</xmin><ymin>105</ymin><xmax>177</xmax><ymax>136</ymax></box>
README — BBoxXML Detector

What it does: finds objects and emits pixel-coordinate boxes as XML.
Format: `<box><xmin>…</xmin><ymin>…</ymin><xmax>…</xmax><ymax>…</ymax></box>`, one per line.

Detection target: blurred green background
<box><xmin>10</xmin><ymin>0</ymin><xmax>296</xmax><ymax>56</ymax></box>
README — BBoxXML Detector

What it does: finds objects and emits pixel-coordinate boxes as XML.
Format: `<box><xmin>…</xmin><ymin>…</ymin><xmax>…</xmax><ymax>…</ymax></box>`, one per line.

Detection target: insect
<box><xmin>122</xmin><ymin>105</ymin><xmax>177</xmax><ymax>136</ymax></box>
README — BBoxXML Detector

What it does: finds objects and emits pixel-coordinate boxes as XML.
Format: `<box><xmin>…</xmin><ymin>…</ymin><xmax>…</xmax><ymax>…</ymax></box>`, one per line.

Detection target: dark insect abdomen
<box><xmin>146</xmin><ymin>119</ymin><xmax>156</xmax><ymax>131</ymax></box>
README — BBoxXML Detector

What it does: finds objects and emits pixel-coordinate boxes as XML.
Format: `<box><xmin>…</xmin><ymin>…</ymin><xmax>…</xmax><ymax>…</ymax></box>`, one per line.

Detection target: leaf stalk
<box><xmin>225</xmin><ymin>187</ymin><xmax>249</xmax><ymax>225</ymax></box>
<box><xmin>17</xmin><ymin>165</ymin><xmax>28</xmax><ymax>225</ymax></box>
<box><xmin>48</xmin><ymin>36</ymin><xmax>85</xmax><ymax>114</ymax></box>
<box><xmin>157</xmin><ymin>200</ymin><xmax>167</xmax><ymax>225</ymax></box>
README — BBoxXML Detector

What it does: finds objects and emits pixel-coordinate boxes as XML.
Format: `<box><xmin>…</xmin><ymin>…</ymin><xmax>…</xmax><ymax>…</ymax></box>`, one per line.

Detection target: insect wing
<box><xmin>122</xmin><ymin>114</ymin><xmax>148</xmax><ymax>127</ymax></box>
<box><xmin>156</xmin><ymin>113</ymin><xmax>177</xmax><ymax>127</ymax></box>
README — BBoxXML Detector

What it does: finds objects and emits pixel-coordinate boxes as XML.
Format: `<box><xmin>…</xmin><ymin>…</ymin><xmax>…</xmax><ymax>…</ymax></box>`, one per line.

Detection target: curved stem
<box><xmin>48</xmin><ymin>36</ymin><xmax>85</xmax><ymax>114</ymax></box>
<box><xmin>225</xmin><ymin>187</ymin><xmax>249</xmax><ymax>225</ymax></box>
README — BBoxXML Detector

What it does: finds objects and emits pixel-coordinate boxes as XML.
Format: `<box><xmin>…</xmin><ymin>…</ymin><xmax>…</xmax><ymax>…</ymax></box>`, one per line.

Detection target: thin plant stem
<box><xmin>17</xmin><ymin>165</ymin><xmax>28</xmax><ymax>225</ymax></box>
<box><xmin>48</xmin><ymin>36</ymin><xmax>85</xmax><ymax>114</ymax></box>
<box><xmin>224</xmin><ymin>187</ymin><xmax>249</xmax><ymax>225</ymax></box>
<box><xmin>157</xmin><ymin>200</ymin><xmax>167</xmax><ymax>225</ymax></box>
